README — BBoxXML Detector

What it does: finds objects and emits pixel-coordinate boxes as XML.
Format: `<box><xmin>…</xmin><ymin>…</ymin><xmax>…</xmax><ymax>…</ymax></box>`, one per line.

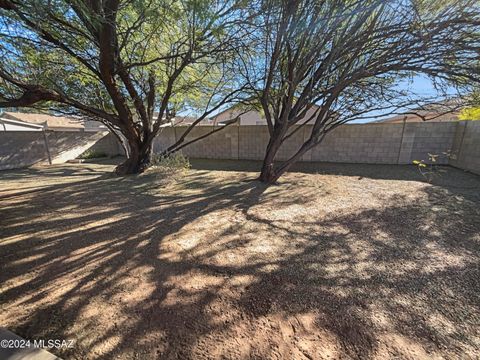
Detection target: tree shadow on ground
<box><xmin>0</xmin><ymin>163</ymin><xmax>479</xmax><ymax>359</ymax></box>
<box><xmin>190</xmin><ymin>158</ymin><xmax>480</xmax><ymax>189</ymax></box>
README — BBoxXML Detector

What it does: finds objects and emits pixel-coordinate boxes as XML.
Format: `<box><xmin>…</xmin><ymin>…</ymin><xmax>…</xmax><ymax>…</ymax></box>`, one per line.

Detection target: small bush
<box><xmin>79</xmin><ymin>149</ymin><xmax>108</xmax><ymax>159</ymax></box>
<box><xmin>150</xmin><ymin>153</ymin><xmax>190</xmax><ymax>172</ymax></box>
<box><xmin>413</xmin><ymin>151</ymin><xmax>451</xmax><ymax>182</ymax></box>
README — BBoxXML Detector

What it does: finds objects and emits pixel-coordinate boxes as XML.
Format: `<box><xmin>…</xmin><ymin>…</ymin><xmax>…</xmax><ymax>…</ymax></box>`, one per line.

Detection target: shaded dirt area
<box><xmin>0</xmin><ymin>160</ymin><xmax>479</xmax><ymax>359</ymax></box>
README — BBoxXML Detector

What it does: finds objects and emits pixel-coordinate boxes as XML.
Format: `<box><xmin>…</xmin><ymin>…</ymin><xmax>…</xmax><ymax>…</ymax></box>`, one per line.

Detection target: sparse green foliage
<box><xmin>151</xmin><ymin>152</ymin><xmax>191</xmax><ymax>173</ymax></box>
<box><xmin>413</xmin><ymin>152</ymin><xmax>451</xmax><ymax>182</ymax></box>
<box><xmin>79</xmin><ymin>150</ymin><xmax>108</xmax><ymax>160</ymax></box>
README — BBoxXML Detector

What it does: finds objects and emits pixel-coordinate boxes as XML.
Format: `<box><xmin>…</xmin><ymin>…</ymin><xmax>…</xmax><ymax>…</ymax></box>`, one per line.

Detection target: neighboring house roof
<box><xmin>0</xmin><ymin>117</ymin><xmax>45</xmax><ymax>131</ymax></box>
<box><xmin>171</xmin><ymin>116</ymin><xmax>208</xmax><ymax>125</ymax></box>
<box><xmin>83</xmin><ymin>120</ymin><xmax>109</xmax><ymax>131</ymax></box>
<box><xmin>210</xmin><ymin>106</ymin><xmax>245</xmax><ymax>123</ymax></box>
<box><xmin>158</xmin><ymin>115</ymin><xmax>216</xmax><ymax>127</ymax></box>
<box><xmin>1</xmin><ymin>112</ymin><xmax>85</xmax><ymax>130</ymax></box>
<box><xmin>375</xmin><ymin>112</ymin><xmax>460</xmax><ymax>123</ymax></box>
<box><xmin>375</xmin><ymin>101</ymin><xmax>462</xmax><ymax>123</ymax></box>
<box><xmin>211</xmin><ymin>104</ymin><xmax>322</xmax><ymax>125</ymax></box>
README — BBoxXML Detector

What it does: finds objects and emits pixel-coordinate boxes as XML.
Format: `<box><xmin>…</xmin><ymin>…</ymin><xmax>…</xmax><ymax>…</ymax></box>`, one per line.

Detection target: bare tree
<box><xmin>240</xmin><ymin>0</ymin><xmax>480</xmax><ymax>183</ymax></box>
<box><xmin>0</xmin><ymin>0</ymin><xmax>250</xmax><ymax>174</ymax></box>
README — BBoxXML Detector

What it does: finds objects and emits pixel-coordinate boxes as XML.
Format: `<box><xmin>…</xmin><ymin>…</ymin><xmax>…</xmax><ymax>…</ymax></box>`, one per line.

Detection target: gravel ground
<box><xmin>0</xmin><ymin>160</ymin><xmax>479</xmax><ymax>359</ymax></box>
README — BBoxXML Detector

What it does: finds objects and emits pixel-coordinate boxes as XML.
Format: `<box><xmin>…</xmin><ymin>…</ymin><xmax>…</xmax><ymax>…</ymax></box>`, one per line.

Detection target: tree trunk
<box><xmin>259</xmin><ymin>136</ymin><xmax>282</xmax><ymax>184</ymax></box>
<box><xmin>259</xmin><ymin>135</ymin><xmax>314</xmax><ymax>184</ymax></box>
<box><xmin>115</xmin><ymin>138</ymin><xmax>152</xmax><ymax>175</ymax></box>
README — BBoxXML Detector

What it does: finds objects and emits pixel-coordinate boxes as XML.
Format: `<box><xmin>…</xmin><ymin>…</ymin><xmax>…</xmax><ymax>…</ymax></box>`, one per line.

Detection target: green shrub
<box><xmin>150</xmin><ymin>153</ymin><xmax>190</xmax><ymax>172</ymax></box>
<box><xmin>79</xmin><ymin>149</ymin><xmax>108</xmax><ymax>159</ymax></box>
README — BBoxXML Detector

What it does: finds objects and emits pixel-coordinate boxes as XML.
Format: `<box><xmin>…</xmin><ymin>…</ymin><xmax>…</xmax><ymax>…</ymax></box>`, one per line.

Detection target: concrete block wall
<box><xmin>276</xmin><ymin>126</ymin><xmax>306</xmax><ymax>161</ymax></box>
<box><xmin>153</xmin><ymin>127</ymin><xmax>177</xmax><ymax>153</ymax></box>
<box><xmin>46</xmin><ymin>131</ymin><xmax>110</xmax><ymax>164</ymax></box>
<box><xmin>450</xmin><ymin>121</ymin><xmax>480</xmax><ymax>175</ymax></box>
<box><xmin>2</xmin><ymin>121</ymin><xmax>478</xmax><ymax>175</ymax></box>
<box><xmin>0</xmin><ymin>131</ymin><xmax>121</xmax><ymax>170</ymax></box>
<box><xmin>238</xmin><ymin>126</ymin><xmax>270</xmax><ymax>160</ymax></box>
<box><xmin>153</xmin><ymin>121</ymin><xmax>478</xmax><ymax>175</ymax></box>
<box><xmin>311</xmin><ymin>124</ymin><xmax>404</xmax><ymax>164</ymax></box>
<box><xmin>450</xmin><ymin>121</ymin><xmax>467</xmax><ymax>163</ymax></box>
<box><xmin>88</xmin><ymin>132</ymin><xmax>124</xmax><ymax>156</ymax></box>
<box><xmin>399</xmin><ymin>122</ymin><xmax>457</xmax><ymax>165</ymax></box>
<box><xmin>0</xmin><ymin>131</ymin><xmax>49</xmax><ymax>170</ymax></box>
<box><xmin>154</xmin><ymin>126</ymin><xmax>239</xmax><ymax>159</ymax></box>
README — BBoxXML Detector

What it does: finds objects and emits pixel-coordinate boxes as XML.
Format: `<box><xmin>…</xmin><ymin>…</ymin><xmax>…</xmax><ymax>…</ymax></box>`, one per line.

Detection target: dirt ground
<box><xmin>1</xmin><ymin>159</ymin><xmax>479</xmax><ymax>360</ymax></box>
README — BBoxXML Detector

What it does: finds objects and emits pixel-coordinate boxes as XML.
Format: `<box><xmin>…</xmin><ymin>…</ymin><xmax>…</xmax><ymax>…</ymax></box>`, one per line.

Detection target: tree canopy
<box><xmin>0</xmin><ymin>0</ymin><xmax>251</xmax><ymax>173</ymax></box>
<box><xmin>237</xmin><ymin>0</ymin><xmax>480</xmax><ymax>182</ymax></box>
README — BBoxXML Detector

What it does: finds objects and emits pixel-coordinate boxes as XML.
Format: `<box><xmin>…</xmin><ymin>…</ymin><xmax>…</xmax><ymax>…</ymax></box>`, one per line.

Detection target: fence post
<box><xmin>237</xmin><ymin>125</ymin><xmax>240</xmax><ymax>160</ymax></box>
<box><xmin>456</xmin><ymin>120</ymin><xmax>468</xmax><ymax>166</ymax></box>
<box><xmin>43</xmin><ymin>130</ymin><xmax>52</xmax><ymax>165</ymax></box>
<box><xmin>173</xmin><ymin>125</ymin><xmax>177</xmax><ymax>143</ymax></box>
<box><xmin>396</xmin><ymin>116</ymin><xmax>407</xmax><ymax>164</ymax></box>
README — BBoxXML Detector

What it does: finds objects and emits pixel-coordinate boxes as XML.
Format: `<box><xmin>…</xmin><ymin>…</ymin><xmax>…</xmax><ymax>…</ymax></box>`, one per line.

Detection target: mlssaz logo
<box><xmin>33</xmin><ymin>339</ymin><xmax>75</xmax><ymax>349</ymax></box>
